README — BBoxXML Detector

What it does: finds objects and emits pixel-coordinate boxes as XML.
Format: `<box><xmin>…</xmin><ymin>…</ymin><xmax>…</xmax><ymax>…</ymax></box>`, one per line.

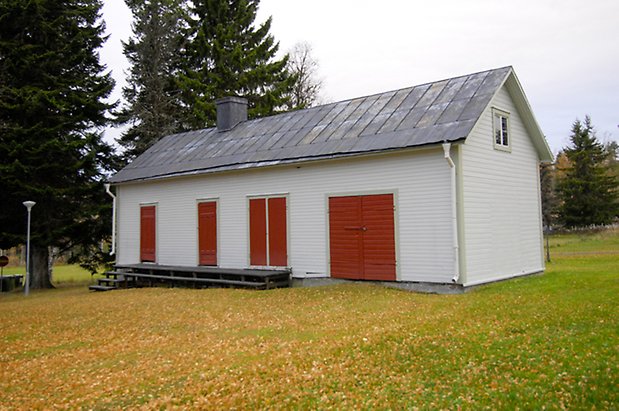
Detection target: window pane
<box><xmin>494</xmin><ymin>114</ymin><xmax>502</xmax><ymax>144</ymax></box>
<box><xmin>501</xmin><ymin>117</ymin><xmax>509</xmax><ymax>146</ymax></box>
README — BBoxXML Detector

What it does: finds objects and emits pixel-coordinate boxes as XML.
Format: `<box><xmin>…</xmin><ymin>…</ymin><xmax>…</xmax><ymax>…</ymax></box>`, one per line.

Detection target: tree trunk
<box><xmin>30</xmin><ymin>245</ymin><xmax>54</xmax><ymax>289</ymax></box>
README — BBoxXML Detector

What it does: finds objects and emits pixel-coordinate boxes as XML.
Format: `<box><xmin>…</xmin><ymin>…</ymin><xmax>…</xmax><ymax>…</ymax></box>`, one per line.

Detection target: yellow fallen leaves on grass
<box><xmin>0</xmin><ymin>256</ymin><xmax>617</xmax><ymax>409</ymax></box>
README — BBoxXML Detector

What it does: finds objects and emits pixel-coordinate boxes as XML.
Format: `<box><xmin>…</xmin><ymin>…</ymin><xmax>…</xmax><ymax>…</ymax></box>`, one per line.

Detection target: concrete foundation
<box><xmin>291</xmin><ymin>277</ymin><xmax>466</xmax><ymax>294</ymax></box>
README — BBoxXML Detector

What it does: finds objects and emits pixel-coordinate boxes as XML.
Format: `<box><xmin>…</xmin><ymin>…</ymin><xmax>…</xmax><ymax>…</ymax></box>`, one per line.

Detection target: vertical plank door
<box><xmin>140</xmin><ymin>205</ymin><xmax>156</xmax><ymax>262</ymax></box>
<box><xmin>198</xmin><ymin>201</ymin><xmax>217</xmax><ymax>266</ymax></box>
<box><xmin>249</xmin><ymin>198</ymin><xmax>268</xmax><ymax>265</ymax></box>
<box><xmin>329</xmin><ymin>196</ymin><xmax>364</xmax><ymax>279</ymax></box>
<box><xmin>268</xmin><ymin>197</ymin><xmax>287</xmax><ymax>266</ymax></box>
<box><xmin>329</xmin><ymin>194</ymin><xmax>396</xmax><ymax>280</ymax></box>
<box><xmin>361</xmin><ymin>194</ymin><xmax>396</xmax><ymax>281</ymax></box>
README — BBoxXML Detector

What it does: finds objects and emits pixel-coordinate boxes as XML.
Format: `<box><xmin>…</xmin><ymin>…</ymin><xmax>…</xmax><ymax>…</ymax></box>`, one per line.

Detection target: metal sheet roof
<box><xmin>110</xmin><ymin>66</ymin><xmax>513</xmax><ymax>183</ymax></box>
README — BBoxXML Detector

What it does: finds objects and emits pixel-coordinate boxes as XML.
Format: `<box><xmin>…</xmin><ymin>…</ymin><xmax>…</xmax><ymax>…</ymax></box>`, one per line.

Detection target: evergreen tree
<box><xmin>0</xmin><ymin>0</ymin><xmax>116</xmax><ymax>288</ymax></box>
<box><xmin>178</xmin><ymin>0</ymin><xmax>294</xmax><ymax>129</ymax></box>
<box><xmin>556</xmin><ymin>116</ymin><xmax>619</xmax><ymax>227</ymax></box>
<box><xmin>116</xmin><ymin>0</ymin><xmax>188</xmax><ymax>160</ymax></box>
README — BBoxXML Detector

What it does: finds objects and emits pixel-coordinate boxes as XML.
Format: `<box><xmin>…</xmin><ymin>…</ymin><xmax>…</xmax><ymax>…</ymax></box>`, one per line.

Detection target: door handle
<box><xmin>344</xmin><ymin>226</ymin><xmax>367</xmax><ymax>231</ymax></box>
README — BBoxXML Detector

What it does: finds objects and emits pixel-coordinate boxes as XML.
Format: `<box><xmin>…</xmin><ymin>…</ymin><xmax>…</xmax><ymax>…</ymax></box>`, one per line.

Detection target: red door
<box><xmin>198</xmin><ymin>201</ymin><xmax>217</xmax><ymax>266</ymax></box>
<box><xmin>140</xmin><ymin>205</ymin><xmax>156</xmax><ymax>262</ymax></box>
<box><xmin>328</xmin><ymin>196</ymin><xmax>364</xmax><ymax>279</ymax></box>
<box><xmin>329</xmin><ymin>194</ymin><xmax>396</xmax><ymax>281</ymax></box>
<box><xmin>249</xmin><ymin>198</ymin><xmax>268</xmax><ymax>265</ymax></box>
<box><xmin>249</xmin><ymin>197</ymin><xmax>287</xmax><ymax>266</ymax></box>
<box><xmin>268</xmin><ymin>197</ymin><xmax>287</xmax><ymax>266</ymax></box>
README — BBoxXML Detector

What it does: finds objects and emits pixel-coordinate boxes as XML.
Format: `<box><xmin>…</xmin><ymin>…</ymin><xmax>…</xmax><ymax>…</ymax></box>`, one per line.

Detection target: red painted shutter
<box><xmin>140</xmin><ymin>205</ymin><xmax>156</xmax><ymax>262</ymax></box>
<box><xmin>329</xmin><ymin>196</ymin><xmax>364</xmax><ymax>279</ymax></box>
<box><xmin>361</xmin><ymin>194</ymin><xmax>396</xmax><ymax>281</ymax></box>
<box><xmin>198</xmin><ymin>201</ymin><xmax>217</xmax><ymax>266</ymax></box>
<box><xmin>329</xmin><ymin>194</ymin><xmax>396</xmax><ymax>280</ymax></box>
<box><xmin>249</xmin><ymin>198</ymin><xmax>267</xmax><ymax>265</ymax></box>
<box><xmin>268</xmin><ymin>197</ymin><xmax>287</xmax><ymax>266</ymax></box>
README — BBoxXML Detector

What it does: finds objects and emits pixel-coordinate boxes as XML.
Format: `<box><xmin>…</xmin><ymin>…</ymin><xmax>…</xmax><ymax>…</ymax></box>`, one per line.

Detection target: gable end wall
<box><xmin>461</xmin><ymin>85</ymin><xmax>544</xmax><ymax>285</ymax></box>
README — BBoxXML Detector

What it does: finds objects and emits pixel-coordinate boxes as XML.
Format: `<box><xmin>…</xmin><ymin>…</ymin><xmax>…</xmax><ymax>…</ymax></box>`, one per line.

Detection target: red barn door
<box><xmin>360</xmin><ymin>194</ymin><xmax>397</xmax><ymax>280</ymax></box>
<box><xmin>198</xmin><ymin>201</ymin><xmax>217</xmax><ymax>266</ymax></box>
<box><xmin>140</xmin><ymin>205</ymin><xmax>156</xmax><ymax>262</ymax></box>
<box><xmin>329</xmin><ymin>194</ymin><xmax>396</xmax><ymax>281</ymax></box>
<box><xmin>328</xmin><ymin>196</ymin><xmax>364</xmax><ymax>279</ymax></box>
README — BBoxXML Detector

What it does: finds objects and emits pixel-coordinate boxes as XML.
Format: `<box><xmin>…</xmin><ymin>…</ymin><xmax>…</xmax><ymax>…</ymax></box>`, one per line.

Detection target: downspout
<box><xmin>104</xmin><ymin>183</ymin><xmax>116</xmax><ymax>255</ymax></box>
<box><xmin>442</xmin><ymin>143</ymin><xmax>460</xmax><ymax>283</ymax></box>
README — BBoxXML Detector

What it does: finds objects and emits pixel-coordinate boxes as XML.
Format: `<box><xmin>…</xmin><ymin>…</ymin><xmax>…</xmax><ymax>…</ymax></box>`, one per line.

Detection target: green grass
<box><xmin>0</xmin><ymin>231</ymin><xmax>617</xmax><ymax>409</ymax></box>
<box><xmin>1</xmin><ymin>264</ymin><xmax>94</xmax><ymax>285</ymax></box>
<box><xmin>546</xmin><ymin>226</ymin><xmax>619</xmax><ymax>254</ymax></box>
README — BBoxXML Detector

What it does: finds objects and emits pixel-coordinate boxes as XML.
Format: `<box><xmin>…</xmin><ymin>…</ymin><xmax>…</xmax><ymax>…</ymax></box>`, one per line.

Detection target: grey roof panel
<box><xmin>458</xmin><ymin>94</ymin><xmax>494</xmax><ymax>121</ymax></box>
<box><xmin>415</xmin><ymin>80</ymin><xmax>448</xmax><ymax>108</ymax></box>
<box><xmin>376</xmin><ymin>108</ymin><xmax>411</xmax><ymax>134</ymax></box>
<box><xmin>415</xmin><ymin>102</ymin><xmax>450</xmax><ymax>129</ymax></box>
<box><xmin>453</xmin><ymin>71</ymin><xmax>488</xmax><ymax>100</ymax></box>
<box><xmin>271</xmin><ymin>128</ymin><xmax>304</xmax><ymax>149</ymax></box>
<box><xmin>359</xmin><ymin>111</ymin><xmax>392</xmax><ymax>136</ymax></box>
<box><xmin>110</xmin><ymin>67</ymin><xmax>513</xmax><ymax>183</ymax></box>
<box><xmin>357</xmin><ymin>87</ymin><xmax>414</xmax><ymax>137</ymax></box>
<box><xmin>434</xmin><ymin>76</ymin><xmax>467</xmax><ymax>104</ymax></box>
<box><xmin>435</xmin><ymin>99</ymin><xmax>469</xmax><ymax>125</ymax></box>
<box><xmin>376</xmin><ymin>84</ymin><xmax>432</xmax><ymax>133</ymax></box>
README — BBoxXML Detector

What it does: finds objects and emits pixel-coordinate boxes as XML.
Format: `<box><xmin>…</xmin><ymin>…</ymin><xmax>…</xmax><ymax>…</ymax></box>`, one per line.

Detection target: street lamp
<box><xmin>23</xmin><ymin>201</ymin><xmax>36</xmax><ymax>296</ymax></box>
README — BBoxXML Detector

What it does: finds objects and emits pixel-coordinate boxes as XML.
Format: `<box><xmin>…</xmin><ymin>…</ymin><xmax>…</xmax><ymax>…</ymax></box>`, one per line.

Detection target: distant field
<box><xmin>0</xmin><ymin>231</ymin><xmax>617</xmax><ymax>409</ymax></box>
<box><xmin>1</xmin><ymin>264</ymin><xmax>94</xmax><ymax>286</ymax></box>
<box><xmin>547</xmin><ymin>226</ymin><xmax>619</xmax><ymax>255</ymax></box>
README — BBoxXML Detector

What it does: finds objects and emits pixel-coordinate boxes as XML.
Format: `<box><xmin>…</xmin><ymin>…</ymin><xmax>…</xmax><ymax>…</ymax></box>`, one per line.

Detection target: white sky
<box><xmin>100</xmin><ymin>0</ymin><xmax>619</xmax><ymax>155</ymax></box>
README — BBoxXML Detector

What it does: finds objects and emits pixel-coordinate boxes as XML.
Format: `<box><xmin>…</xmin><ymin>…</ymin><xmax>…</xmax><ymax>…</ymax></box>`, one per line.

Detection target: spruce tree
<box><xmin>116</xmin><ymin>0</ymin><xmax>188</xmax><ymax>160</ymax></box>
<box><xmin>178</xmin><ymin>0</ymin><xmax>294</xmax><ymax>129</ymax></box>
<box><xmin>556</xmin><ymin>116</ymin><xmax>619</xmax><ymax>227</ymax></box>
<box><xmin>0</xmin><ymin>0</ymin><xmax>116</xmax><ymax>288</ymax></box>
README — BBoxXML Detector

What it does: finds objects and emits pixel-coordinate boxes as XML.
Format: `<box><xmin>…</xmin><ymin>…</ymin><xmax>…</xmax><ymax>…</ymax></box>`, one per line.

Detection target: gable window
<box><xmin>493</xmin><ymin>108</ymin><xmax>510</xmax><ymax>150</ymax></box>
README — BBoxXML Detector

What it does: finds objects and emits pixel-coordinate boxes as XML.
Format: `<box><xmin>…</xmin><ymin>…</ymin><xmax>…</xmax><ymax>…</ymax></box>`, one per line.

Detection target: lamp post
<box><xmin>23</xmin><ymin>201</ymin><xmax>36</xmax><ymax>296</ymax></box>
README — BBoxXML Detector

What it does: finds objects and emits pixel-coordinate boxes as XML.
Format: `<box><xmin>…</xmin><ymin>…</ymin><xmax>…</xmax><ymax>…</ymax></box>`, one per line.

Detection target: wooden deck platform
<box><xmin>89</xmin><ymin>264</ymin><xmax>291</xmax><ymax>292</ymax></box>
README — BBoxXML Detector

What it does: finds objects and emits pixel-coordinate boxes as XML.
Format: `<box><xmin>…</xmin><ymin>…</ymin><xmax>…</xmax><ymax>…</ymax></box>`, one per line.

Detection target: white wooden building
<box><xmin>108</xmin><ymin>67</ymin><xmax>553</xmax><ymax>288</ymax></box>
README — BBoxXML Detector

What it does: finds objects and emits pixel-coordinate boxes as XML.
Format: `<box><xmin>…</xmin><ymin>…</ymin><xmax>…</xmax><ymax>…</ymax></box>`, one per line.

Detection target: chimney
<box><xmin>215</xmin><ymin>96</ymin><xmax>248</xmax><ymax>131</ymax></box>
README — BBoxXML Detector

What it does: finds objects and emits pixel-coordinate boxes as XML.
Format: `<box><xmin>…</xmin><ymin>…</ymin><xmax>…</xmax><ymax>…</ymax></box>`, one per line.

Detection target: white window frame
<box><xmin>492</xmin><ymin>108</ymin><xmax>511</xmax><ymax>152</ymax></box>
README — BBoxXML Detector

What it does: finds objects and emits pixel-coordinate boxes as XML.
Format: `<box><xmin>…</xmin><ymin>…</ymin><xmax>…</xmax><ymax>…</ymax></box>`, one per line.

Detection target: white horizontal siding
<box><xmin>461</xmin><ymin>85</ymin><xmax>544</xmax><ymax>285</ymax></box>
<box><xmin>116</xmin><ymin>148</ymin><xmax>456</xmax><ymax>283</ymax></box>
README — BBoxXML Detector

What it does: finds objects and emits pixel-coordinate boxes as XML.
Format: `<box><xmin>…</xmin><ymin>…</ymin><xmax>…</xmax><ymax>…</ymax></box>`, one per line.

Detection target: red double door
<box><xmin>329</xmin><ymin>194</ymin><xmax>396</xmax><ymax>281</ymax></box>
<box><xmin>249</xmin><ymin>197</ymin><xmax>287</xmax><ymax>266</ymax></box>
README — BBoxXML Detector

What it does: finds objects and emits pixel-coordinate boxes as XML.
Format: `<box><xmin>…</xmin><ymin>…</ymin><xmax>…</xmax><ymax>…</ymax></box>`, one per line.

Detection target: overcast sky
<box><xmin>100</xmin><ymin>0</ymin><xmax>619</xmax><ymax>155</ymax></box>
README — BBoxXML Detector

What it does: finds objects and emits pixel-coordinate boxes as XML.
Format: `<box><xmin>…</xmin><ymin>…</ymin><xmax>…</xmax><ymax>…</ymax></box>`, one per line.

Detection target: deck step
<box><xmin>98</xmin><ymin>276</ymin><xmax>132</xmax><ymax>284</ymax></box>
<box><xmin>89</xmin><ymin>285</ymin><xmax>117</xmax><ymax>292</ymax></box>
<box><xmin>102</xmin><ymin>271</ymin><xmax>128</xmax><ymax>278</ymax></box>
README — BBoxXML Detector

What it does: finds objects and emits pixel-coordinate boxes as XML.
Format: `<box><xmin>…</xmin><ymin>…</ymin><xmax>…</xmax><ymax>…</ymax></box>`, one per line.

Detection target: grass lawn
<box><xmin>0</xmin><ymin>232</ymin><xmax>617</xmax><ymax>409</ymax></box>
<box><xmin>1</xmin><ymin>264</ymin><xmax>95</xmax><ymax>286</ymax></box>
